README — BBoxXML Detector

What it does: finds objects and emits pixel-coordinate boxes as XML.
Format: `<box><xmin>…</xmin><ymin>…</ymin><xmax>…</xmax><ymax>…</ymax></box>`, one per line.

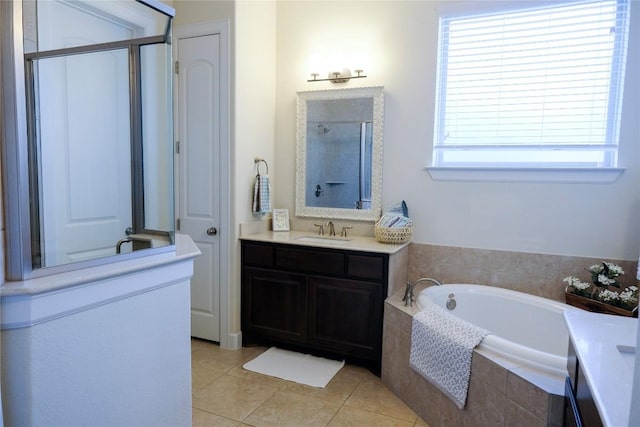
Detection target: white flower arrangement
<box><xmin>564</xmin><ymin>262</ymin><xmax>638</xmax><ymax>313</ymax></box>
<box><xmin>589</xmin><ymin>262</ymin><xmax>624</xmax><ymax>288</ymax></box>
<box><xmin>619</xmin><ymin>286</ymin><xmax>639</xmax><ymax>310</ymax></box>
<box><xmin>599</xmin><ymin>289</ymin><xmax>620</xmax><ymax>303</ymax></box>
<box><xmin>563</xmin><ymin>276</ymin><xmax>591</xmax><ymax>297</ymax></box>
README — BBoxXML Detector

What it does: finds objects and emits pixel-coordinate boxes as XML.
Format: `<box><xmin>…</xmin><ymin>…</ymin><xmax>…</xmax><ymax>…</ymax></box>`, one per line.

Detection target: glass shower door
<box><xmin>33</xmin><ymin>49</ymin><xmax>132</xmax><ymax>267</ymax></box>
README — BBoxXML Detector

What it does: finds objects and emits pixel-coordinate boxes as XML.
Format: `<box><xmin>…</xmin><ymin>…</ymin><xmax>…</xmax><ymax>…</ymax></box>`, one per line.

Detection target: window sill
<box><xmin>426</xmin><ymin>167</ymin><xmax>625</xmax><ymax>184</ymax></box>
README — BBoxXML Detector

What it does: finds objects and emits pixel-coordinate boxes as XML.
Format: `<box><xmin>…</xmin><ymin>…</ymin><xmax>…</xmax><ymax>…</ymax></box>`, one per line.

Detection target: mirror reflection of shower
<box><xmin>317</xmin><ymin>123</ymin><xmax>331</xmax><ymax>134</ymax></box>
<box><xmin>305</xmin><ymin>120</ymin><xmax>373</xmax><ymax>209</ymax></box>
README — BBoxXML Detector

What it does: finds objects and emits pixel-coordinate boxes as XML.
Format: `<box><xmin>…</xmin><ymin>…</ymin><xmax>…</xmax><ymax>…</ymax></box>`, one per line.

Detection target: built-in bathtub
<box><xmin>382</xmin><ymin>284</ymin><xmax>571</xmax><ymax>426</ymax></box>
<box><xmin>416</xmin><ymin>284</ymin><xmax>577</xmax><ymax>378</ymax></box>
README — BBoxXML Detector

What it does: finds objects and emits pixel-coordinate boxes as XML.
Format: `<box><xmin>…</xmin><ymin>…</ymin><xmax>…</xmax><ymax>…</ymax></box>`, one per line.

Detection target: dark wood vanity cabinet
<box><xmin>565</xmin><ymin>340</ymin><xmax>603</xmax><ymax>427</ymax></box>
<box><xmin>241</xmin><ymin>240</ymin><xmax>389</xmax><ymax>373</ymax></box>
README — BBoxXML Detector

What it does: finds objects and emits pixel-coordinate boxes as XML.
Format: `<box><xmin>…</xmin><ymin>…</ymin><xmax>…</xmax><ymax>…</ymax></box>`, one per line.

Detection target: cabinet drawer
<box><xmin>347</xmin><ymin>254</ymin><xmax>385</xmax><ymax>281</ymax></box>
<box><xmin>275</xmin><ymin>246</ymin><xmax>344</xmax><ymax>276</ymax></box>
<box><xmin>242</xmin><ymin>243</ymin><xmax>274</xmax><ymax>268</ymax></box>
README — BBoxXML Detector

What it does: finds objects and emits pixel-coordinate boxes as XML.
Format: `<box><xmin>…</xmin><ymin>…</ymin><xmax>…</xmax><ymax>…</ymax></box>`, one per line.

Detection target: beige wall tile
<box><xmin>470</xmin><ymin>353</ymin><xmax>508</xmax><ymax>394</ymax></box>
<box><xmin>504</xmin><ymin>400</ymin><xmax>546</xmax><ymax>427</ymax></box>
<box><xmin>465</xmin><ymin>376</ymin><xmax>506</xmax><ymax>426</ymax></box>
<box><xmin>506</xmin><ymin>372</ymin><xmax>550</xmax><ymax>421</ymax></box>
<box><xmin>407</xmin><ymin>243</ymin><xmax>638</xmax><ymax>302</ymax></box>
<box><xmin>389</xmin><ymin>246</ymin><xmax>410</xmax><ymax>297</ymax></box>
<box><xmin>384</xmin><ymin>302</ymin><xmax>413</xmax><ymax>333</ymax></box>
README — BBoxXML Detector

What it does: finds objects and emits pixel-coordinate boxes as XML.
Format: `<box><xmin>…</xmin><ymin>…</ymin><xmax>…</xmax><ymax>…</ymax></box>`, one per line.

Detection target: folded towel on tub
<box><xmin>409</xmin><ymin>301</ymin><xmax>489</xmax><ymax>409</ymax></box>
<box><xmin>252</xmin><ymin>173</ymin><xmax>271</xmax><ymax>214</ymax></box>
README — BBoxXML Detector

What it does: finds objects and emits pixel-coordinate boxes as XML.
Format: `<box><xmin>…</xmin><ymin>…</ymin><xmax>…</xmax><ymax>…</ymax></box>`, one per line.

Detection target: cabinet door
<box><xmin>242</xmin><ymin>267</ymin><xmax>307</xmax><ymax>343</ymax></box>
<box><xmin>307</xmin><ymin>277</ymin><xmax>382</xmax><ymax>360</ymax></box>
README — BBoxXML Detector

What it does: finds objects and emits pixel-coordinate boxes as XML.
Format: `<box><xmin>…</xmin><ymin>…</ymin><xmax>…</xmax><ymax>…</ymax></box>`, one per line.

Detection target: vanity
<box><xmin>240</xmin><ymin>231</ymin><xmax>408</xmax><ymax>374</ymax></box>
<box><xmin>563</xmin><ymin>310</ymin><xmax>637</xmax><ymax>426</ymax></box>
<box><xmin>239</xmin><ymin>85</ymin><xmax>400</xmax><ymax>373</ymax></box>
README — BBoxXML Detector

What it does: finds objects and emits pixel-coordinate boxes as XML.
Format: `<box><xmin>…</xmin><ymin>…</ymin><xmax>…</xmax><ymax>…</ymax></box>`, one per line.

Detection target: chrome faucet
<box><xmin>402</xmin><ymin>277</ymin><xmax>443</xmax><ymax>307</ymax></box>
<box><xmin>327</xmin><ymin>221</ymin><xmax>336</xmax><ymax>236</ymax></box>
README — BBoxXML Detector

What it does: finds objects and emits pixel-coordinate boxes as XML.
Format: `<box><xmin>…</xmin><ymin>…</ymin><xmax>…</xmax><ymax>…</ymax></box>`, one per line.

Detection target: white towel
<box><xmin>409</xmin><ymin>302</ymin><xmax>489</xmax><ymax>409</ymax></box>
<box><xmin>252</xmin><ymin>173</ymin><xmax>271</xmax><ymax>213</ymax></box>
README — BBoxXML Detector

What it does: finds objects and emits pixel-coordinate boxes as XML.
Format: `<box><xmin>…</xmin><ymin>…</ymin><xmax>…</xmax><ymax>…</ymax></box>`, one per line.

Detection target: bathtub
<box><xmin>416</xmin><ymin>284</ymin><xmax>576</xmax><ymax>377</ymax></box>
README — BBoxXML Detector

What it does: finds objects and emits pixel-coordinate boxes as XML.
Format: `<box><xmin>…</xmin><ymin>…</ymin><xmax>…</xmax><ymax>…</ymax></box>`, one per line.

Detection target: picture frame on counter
<box><xmin>272</xmin><ymin>209</ymin><xmax>290</xmax><ymax>232</ymax></box>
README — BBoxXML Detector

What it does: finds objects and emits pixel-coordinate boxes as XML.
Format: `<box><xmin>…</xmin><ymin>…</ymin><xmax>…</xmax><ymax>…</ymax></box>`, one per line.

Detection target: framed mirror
<box><xmin>296</xmin><ymin>86</ymin><xmax>384</xmax><ymax>221</ymax></box>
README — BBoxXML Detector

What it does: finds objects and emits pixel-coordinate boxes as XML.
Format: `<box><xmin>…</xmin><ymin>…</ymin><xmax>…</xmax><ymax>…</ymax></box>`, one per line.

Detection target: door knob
<box><xmin>206</xmin><ymin>227</ymin><xmax>217</xmax><ymax>236</ymax></box>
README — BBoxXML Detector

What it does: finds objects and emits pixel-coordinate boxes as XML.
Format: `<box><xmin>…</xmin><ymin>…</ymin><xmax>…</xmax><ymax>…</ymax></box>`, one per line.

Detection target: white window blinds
<box><xmin>433</xmin><ymin>0</ymin><xmax>630</xmax><ymax>168</ymax></box>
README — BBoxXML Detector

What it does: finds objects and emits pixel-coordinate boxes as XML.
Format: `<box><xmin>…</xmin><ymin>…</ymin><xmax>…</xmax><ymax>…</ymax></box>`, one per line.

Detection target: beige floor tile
<box><xmin>226</xmin><ymin>365</ymin><xmax>291</xmax><ymax>389</ymax></box>
<box><xmin>414</xmin><ymin>415</ymin><xmax>431</xmax><ymax>426</ymax></box>
<box><xmin>192</xmin><ymin>374</ymin><xmax>278</xmax><ymax>422</ymax></box>
<box><xmin>192</xmin><ymin>340</ymin><xmax>266</xmax><ymax>373</ymax></box>
<box><xmin>283</xmin><ymin>364</ymin><xmax>365</xmax><ymax>404</ymax></box>
<box><xmin>192</xmin><ymin>408</ymin><xmax>239</xmax><ymax>427</ymax></box>
<box><xmin>243</xmin><ymin>390</ymin><xmax>341</xmax><ymax>427</ymax></box>
<box><xmin>327</xmin><ymin>406</ymin><xmax>415</xmax><ymax>427</ymax></box>
<box><xmin>192</xmin><ymin>363</ymin><xmax>224</xmax><ymax>392</ymax></box>
<box><xmin>345</xmin><ymin>377</ymin><xmax>418</xmax><ymax>422</ymax></box>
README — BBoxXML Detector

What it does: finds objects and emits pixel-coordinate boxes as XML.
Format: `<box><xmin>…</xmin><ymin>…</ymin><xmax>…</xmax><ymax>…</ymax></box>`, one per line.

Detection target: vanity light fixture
<box><xmin>308</xmin><ymin>68</ymin><xmax>367</xmax><ymax>83</ymax></box>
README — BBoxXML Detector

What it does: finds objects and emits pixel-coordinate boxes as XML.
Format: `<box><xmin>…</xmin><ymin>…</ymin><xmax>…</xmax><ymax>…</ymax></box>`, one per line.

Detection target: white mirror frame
<box><xmin>295</xmin><ymin>86</ymin><xmax>384</xmax><ymax>221</ymax></box>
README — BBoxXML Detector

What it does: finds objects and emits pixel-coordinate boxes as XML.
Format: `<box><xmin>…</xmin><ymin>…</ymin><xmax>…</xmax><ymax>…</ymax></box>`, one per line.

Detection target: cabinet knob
<box><xmin>206</xmin><ymin>227</ymin><xmax>218</xmax><ymax>236</ymax></box>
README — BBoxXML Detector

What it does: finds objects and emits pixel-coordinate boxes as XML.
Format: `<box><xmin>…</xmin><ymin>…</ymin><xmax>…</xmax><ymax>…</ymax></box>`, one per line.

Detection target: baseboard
<box><xmin>221</xmin><ymin>331</ymin><xmax>242</xmax><ymax>350</ymax></box>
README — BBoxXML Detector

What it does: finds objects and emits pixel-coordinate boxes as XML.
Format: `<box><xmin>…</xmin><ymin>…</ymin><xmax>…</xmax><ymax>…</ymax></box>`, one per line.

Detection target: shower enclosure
<box><xmin>2</xmin><ymin>0</ymin><xmax>175</xmax><ymax>278</ymax></box>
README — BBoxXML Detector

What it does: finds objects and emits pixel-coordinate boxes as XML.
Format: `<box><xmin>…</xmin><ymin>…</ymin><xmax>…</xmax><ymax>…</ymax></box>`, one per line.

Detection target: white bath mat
<box><xmin>243</xmin><ymin>347</ymin><xmax>344</xmax><ymax>388</ymax></box>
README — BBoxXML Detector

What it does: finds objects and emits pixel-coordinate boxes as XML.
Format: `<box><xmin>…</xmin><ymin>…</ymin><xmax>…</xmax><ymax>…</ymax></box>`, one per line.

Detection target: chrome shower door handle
<box><xmin>206</xmin><ymin>227</ymin><xmax>217</xmax><ymax>236</ymax></box>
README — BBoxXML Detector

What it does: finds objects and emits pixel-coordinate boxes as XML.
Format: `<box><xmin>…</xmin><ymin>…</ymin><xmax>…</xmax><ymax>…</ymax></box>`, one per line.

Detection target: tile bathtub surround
<box><xmin>408</xmin><ymin>243</ymin><xmax>637</xmax><ymax>302</ymax></box>
<box><xmin>381</xmin><ymin>294</ymin><xmax>564</xmax><ymax>427</ymax></box>
<box><xmin>191</xmin><ymin>338</ymin><xmax>429</xmax><ymax>426</ymax></box>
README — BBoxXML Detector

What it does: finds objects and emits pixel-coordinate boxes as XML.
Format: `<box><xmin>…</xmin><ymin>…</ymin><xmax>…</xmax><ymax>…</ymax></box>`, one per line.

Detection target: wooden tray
<box><xmin>565</xmin><ymin>291</ymin><xmax>637</xmax><ymax>317</ymax></box>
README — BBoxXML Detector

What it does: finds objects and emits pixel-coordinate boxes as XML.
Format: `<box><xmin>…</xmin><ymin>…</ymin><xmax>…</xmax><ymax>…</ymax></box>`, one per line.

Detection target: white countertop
<box><xmin>564</xmin><ymin>310</ymin><xmax>638</xmax><ymax>427</ymax></box>
<box><xmin>240</xmin><ymin>230</ymin><xmax>409</xmax><ymax>254</ymax></box>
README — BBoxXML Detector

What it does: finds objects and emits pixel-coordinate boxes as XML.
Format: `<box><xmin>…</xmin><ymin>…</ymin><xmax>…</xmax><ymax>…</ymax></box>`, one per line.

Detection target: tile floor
<box><xmin>191</xmin><ymin>339</ymin><xmax>430</xmax><ymax>426</ymax></box>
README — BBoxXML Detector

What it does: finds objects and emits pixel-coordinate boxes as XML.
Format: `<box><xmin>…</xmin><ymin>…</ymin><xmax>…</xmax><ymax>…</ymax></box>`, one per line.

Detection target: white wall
<box><xmin>173</xmin><ymin>0</ymin><xmax>233</xmax><ymax>26</ymax></box>
<box><xmin>232</xmin><ymin>0</ymin><xmax>277</xmax><ymax>334</ymax></box>
<box><xmin>275</xmin><ymin>0</ymin><xmax>640</xmax><ymax>261</ymax></box>
<box><xmin>174</xmin><ymin>0</ymin><xmax>277</xmax><ymax>339</ymax></box>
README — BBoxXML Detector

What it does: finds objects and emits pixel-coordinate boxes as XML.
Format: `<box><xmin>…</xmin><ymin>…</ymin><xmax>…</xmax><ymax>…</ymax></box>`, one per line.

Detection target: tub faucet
<box><xmin>402</xmin><ymin>277</ymin><xmax>443</xmax><ymax>307</ymax></box>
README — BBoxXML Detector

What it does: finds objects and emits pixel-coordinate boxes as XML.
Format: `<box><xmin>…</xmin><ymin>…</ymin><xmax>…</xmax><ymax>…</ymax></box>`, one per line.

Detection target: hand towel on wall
<box><xmin>252</xmin><ymin>173</ymin><xmax>271</xmax><ymax>214</ymax></box>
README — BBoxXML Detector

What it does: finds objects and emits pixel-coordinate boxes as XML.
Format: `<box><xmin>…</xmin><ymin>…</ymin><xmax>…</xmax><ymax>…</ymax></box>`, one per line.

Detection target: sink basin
<box><xmin>617</xmin><ymin>344</ymin><xmax>635</xmax><ymax>372</ymax></box>
<box><xmin>296</xmin><ymin>236</ymin><xmax>352</xmax><ymax>244</ymax></box>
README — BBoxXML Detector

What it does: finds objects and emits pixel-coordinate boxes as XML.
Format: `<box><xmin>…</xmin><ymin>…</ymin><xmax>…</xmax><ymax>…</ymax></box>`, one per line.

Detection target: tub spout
<box><xmin>402</xmin><ymin>277</ymin><xmax>443</xmax><ymax>307</ymax></box>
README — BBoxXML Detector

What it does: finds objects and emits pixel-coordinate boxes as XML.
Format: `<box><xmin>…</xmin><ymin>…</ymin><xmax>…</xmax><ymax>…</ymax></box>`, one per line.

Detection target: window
<box><xmin>432</xmin><ymin>0</ymin><xmax>630</xmax><ymax>170</ymax></box>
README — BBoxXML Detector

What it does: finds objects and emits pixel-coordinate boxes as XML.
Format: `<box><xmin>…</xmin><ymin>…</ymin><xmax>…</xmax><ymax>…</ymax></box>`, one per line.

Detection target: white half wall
<box><xmin>1</xmin><ymin>235</ymin><xmax>198</xmax><ymax>426</ymax></box>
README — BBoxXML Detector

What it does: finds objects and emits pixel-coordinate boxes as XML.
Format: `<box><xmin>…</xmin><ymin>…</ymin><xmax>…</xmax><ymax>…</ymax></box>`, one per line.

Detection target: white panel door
<box><xmin>37</xmin><ymin>2</ymin><xmax>133</xmax><ymax>266</ymax></box>
<box><xmin>177</xmin><ymin>34</ymin><xmax>221</xmax><ymax>342</ymax></box>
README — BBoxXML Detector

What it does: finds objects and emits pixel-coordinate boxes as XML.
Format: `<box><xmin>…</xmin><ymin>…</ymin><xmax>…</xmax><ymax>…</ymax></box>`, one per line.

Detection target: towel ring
<box><xmin>254</xmin><ymin>157</ymin><xmax>269</xmax><ymax>175</ymax></box>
